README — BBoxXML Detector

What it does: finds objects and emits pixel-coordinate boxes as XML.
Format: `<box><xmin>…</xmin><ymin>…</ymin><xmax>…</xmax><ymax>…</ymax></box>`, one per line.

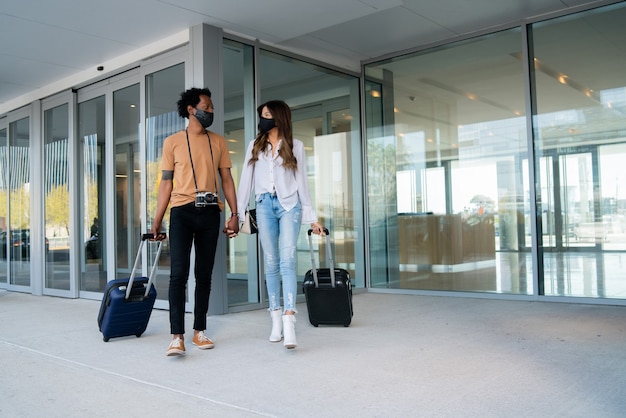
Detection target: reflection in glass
<box><xmin>114</xmin><ymin>84</ymin><xmax>140</xmax><ymax>280</ymax></box>
<box><xmin>532</xmin><ymin>2</ymin><xmax>626</xmax><ymax>298</ymax></box>
<box><xmin>44</xmin><ymin>104</ymin><xmax>70</xmax><ymax>290</ymax></box>
<box><xmin>9</xmin><ymin>117</ymin><xmax>30</xmax><ymax>287</ymax></box>
<box><xmin>258</xmin><ymin>49</ymin><xmax>364</xmax><ymax>298</ymax></box>
<box><xmin>79</xmin><ymin>96</ymin><xmax>106</xmax><ymax>291</ymax></box>
<box><xmin>0</xmin><ymin>126</ymin><xmax>6</xmax><ymax>285</ymax></box>
<box><xmin>223</xmin><ymin>40</ymin><xmax>259</xmax><ymax>307</ymax></box>
<box><xmin>365</xmin><ymin>28</ymin><xmax>531</xmax><ymax>294</ymax></box>
<box><xmin>145</xmin><ymin>64</ymin><xmax>185</xmax><ymax>300</ymax></box>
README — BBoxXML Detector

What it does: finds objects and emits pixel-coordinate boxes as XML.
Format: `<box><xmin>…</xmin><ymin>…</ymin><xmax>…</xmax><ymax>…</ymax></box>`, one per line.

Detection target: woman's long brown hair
<box><xmin>248</xmin><ymin>100</ymin><xmax>297</xmax><ymax>171</ymax></box>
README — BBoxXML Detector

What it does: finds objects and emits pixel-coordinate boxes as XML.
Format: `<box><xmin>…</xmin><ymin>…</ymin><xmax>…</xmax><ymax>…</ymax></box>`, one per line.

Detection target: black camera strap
<box><xmin>185</xmin><ymin>129</ymin><xmax>218</xmax><ymax>194</ymax></box>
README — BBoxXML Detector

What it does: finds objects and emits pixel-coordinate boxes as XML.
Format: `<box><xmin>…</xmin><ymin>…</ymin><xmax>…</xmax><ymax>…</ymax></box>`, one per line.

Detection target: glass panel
<box><xmin>423</xmin><ymin>166</ymin><xmax>446</xmax><ymax>214</ymax></box>
<box><xmin>365</xmin><ymin>28</ymin><xmax>531</xmax><ymax>294</ymax></box>
<box><xmin>79</xmin><ymin>95</ymin><xmax>106</xmax><ymax>291</ymax></box>
<box><xmin>44</xmin><ymin>104</ymin><xmax>70</xmax><ymax>290</ymax></box>
<box><xmin>9</xmin><ymin>117</ymin><xmax>30</xmax><ymax>287</ymax></box>
<box><xmin>145</xmin><ymin>63</ymin><xmax>185</xmax><ymax>300</ymax></box>
<box><xmin>532</xmin><ymin>2</ymin><xmax>626</xmax><ymax>298</ymax></box>
<box><xmin>223</xmin><ymin>39</ymin><xmax>260</xmax><ymax>307</ymax></box>
<box><xmin>114</xmin><ymin>84</ymin><xmax>140</xmax><ymax>280</ymax></box>
<box><xmin>560</xmin><ymin>152</ymin><xmax>595</xmax><ymax>249</ymax></box>
<box><xmin>0</xmin><ymin>126</ymin><xmax>6</xmax><ymax>285</ymax></box>
<box><xmin>259</xmin><ymin>49</ymin><xmax>364</xmax><ymax>301</ymax></box>
<box><xmin>322</xmin><ymin>107</ymin><xmax>359</xmax><ymax>273</ymax></box>
<box><xmin>599</xmin><ymin>144</ymin><xmax>626</xmax><ymax>252</ymax></box>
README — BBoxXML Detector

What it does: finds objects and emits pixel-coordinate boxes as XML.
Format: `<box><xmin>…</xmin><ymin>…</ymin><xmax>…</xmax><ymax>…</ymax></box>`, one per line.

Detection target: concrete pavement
<box><xmin>1</xmin><ymin>290</ymin><xmax>625</xmax><ymax>417</ymax></box>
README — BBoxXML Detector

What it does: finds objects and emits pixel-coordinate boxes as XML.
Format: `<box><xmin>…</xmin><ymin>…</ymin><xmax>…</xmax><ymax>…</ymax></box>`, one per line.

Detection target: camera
<box><xmin>195</xmin><ymin>191</ymin><xmax>219</xmax><ymax>207</ymax></box>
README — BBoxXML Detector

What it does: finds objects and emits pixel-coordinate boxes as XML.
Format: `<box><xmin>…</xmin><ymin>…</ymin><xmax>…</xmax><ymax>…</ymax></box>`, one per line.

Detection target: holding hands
<box><xmin>223</xmin><ymin>214</ymin><xmax>239</xmax><ymax>238</ymax></box>
<box><xmin>224</xmin><ymin>218</ymin><xmax>324</xmax><ymax>237</ymax></box>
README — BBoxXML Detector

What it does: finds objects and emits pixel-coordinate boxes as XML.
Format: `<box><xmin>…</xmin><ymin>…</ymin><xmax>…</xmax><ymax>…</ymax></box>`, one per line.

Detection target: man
<box><xmin>150</xmin><ymin>87</ymin><xmax>239</xmax><ymax>356</ymax></box>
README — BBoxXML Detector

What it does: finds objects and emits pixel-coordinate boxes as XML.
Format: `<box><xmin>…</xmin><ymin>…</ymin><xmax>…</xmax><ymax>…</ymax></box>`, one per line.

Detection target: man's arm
<box><xmin>219</xmin><ymin>167</ymin><xmax>239</xmax><ymax>235</ymax></box>
<box><xmin>150</xmin><ymin>170</ymin><xmax>173</xmax><ymax>240</ymax></box>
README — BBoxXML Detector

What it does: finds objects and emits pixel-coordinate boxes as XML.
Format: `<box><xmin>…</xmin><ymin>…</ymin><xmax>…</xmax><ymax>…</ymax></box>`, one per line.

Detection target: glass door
<box><xmin>598</xmin><ymin>143</ymin><xmax>626</xmax><ymax>251</ymax></box>
<box><xmin>560</xmin><ymin>151</ymin><xmax>599</xmax><ymax>249</ymax></box>
<box><xmin>144</xmin><ymin>62</ymin><xmax>185</xmax><ymax>308</ymax></box>
<box><xmin>223</xmin><ymin>39</ymin><xmax>261</xmax><ymax>309</ymax></box>
<box><xmin>115</xmin><ymin>142</ymin><xmax>140</xmax><ymax>279</ymax></box>
<box><xmin>43</xmin><ymin>99</ymin><xmax>72</xmax><ymax>294</ymax></box>
<box><xmin>296</xmin><ymin>103</ymin><xmax>362</xmax><ymax>285</ymax></box>
<box><xmin>114</xmin><ymin>84</ymin><xmax>141</xmax><ymax>281</ymax></box>
<box><xmin>77</xmin><ymin>72</ymin><xmax>141</xmax><ymax>298</ymax></box>
<box><xmin>0</xmin><ymin>122</ymin><xmax>7</xmax><ymax>287</ymax></box>
<box><xmin>540</xmin><ymin>149</ymin><xmax>599</xmax><ymax>250</ymax></box>
<box><xmin>8</xmin><ymin>116</ymin><xmax>31</xmax><ymax>290</ymax></box>
<box><xmin>78</xmin><ymin>94</ymin><xmax>107</xmax><ymax>292</ymax></box>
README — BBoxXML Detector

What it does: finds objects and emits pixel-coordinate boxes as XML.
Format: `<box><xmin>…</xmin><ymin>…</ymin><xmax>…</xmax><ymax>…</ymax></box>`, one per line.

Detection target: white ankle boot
<box><xmin>282</xmin><ymin>314</ymin><xmax>297</xmax><ymax>349</ymax></box>
<box><xmin>269</xmin><ymin>310</ymin><xmax>283</xmax><ymax>342</ymax></box>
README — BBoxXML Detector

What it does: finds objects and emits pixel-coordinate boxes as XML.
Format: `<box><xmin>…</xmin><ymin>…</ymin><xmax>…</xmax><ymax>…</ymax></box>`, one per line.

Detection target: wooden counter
<box><xmin>398</xmin><ymin>213</ymin><xmax>495</xmax><ymax>267</ymax></box>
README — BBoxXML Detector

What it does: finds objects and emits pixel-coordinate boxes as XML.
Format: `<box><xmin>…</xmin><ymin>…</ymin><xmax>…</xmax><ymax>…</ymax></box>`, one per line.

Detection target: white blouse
<box><xmin>236</xmin><ymin>138</ymin><xmax>318</xmax><ymax>224</ymax></box>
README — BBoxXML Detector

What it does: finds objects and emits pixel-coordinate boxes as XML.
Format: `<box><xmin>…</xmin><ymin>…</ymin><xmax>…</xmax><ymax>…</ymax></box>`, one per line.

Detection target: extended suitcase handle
<box><xmin>125</xmin><ymin>233</ymin><xmax>166</xmax><ymax>299</ymax></box>
<box><xmin>307</xmin><ymin>228</ymin><xmax>335</xmax><ymax>288</ymax></box>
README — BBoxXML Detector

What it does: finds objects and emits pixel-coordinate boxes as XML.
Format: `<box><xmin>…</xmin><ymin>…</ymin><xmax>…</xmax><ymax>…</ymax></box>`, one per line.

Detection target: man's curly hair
<box><xmin>177</xmin><ymin>88</ymin><xmax>212</xmax><ymax>119</ymax></box>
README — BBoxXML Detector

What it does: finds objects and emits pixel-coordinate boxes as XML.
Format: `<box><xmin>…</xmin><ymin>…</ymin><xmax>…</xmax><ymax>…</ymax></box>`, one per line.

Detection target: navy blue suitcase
<box><xmin>97</xmin><ymin>233</ymin><xmax>165</xmax><ymax>342</ymax></box>
<box><xmin>303</xmin><ymin>228</ymin><xmax>353</xmax><ymax>327</ymax></box>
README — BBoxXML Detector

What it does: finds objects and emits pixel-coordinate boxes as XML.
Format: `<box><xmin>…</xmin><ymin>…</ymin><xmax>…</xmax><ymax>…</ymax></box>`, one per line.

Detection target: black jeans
<box><xmin>168</xmin><ymin>203</ymin><xmax>220</xmax><ymax>335</ymax></box>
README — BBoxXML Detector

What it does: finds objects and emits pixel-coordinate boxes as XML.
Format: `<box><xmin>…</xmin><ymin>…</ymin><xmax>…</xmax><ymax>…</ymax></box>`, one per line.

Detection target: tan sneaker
<box><xmin>192</xmin><ymin>330</ymin><xmax>215</xmax><ymax>349</ymax></box>
<box><xmin>166</xmin><ymin>337</ymin><xmax>186</xmax><ymax>356</ymax></box>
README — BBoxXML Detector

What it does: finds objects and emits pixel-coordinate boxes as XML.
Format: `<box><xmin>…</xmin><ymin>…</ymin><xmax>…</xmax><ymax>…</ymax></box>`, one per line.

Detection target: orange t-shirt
<box><xmin>161</xmin><ymin>129</ymin><xmax>232</xmax><ymax>211</ymax></box>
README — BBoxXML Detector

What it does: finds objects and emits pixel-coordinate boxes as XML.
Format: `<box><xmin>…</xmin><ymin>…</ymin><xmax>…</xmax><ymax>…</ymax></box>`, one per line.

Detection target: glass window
<box><xmin>222</xmin><ymin>39</ymin><xmax>259</xmax><ymax>307</ymax></box>
<box><xmin>145</xmin><ymin>63</ymin><xmax>185</xmax><ymax>301</ymax></box>
<box><xmin>258</xmin><ymin>49</ymin><xmax>364</xmax><ymax>296</ymax></box>
<box><xmin>114</xmin><ymin>84</ymin><xmax>140</xmax><ymax>280</ymax></box>
<box><xmin>44</xmin><ymin>103</ymin><xmax>70</xmax><ymax>290</ymax></box>
<box><xmin>79</xmin><ymin>95</ymin><xmax>106</xmax><ymax>291</ymax></box>
<box><xmin>9</xmin><ymin>117</ymin><xmax>30</xmax><ymax>287</ymax></box>
<box><xmin>0</xmin><ymin>124</ymin><xmax>6</xmax><ymax>285</ymax></box>
<box><xmin>532</xmin><ymin>2</ymin><xmax>626</xmax><ymax>298</ymax></box>
<box><xmin>365</xmin><ymin>28</ymin><xmax>531</xmax><ymax>294</ymax></box>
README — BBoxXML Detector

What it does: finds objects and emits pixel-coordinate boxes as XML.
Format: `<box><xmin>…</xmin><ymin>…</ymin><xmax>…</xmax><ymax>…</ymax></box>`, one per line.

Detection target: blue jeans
<box><xmin>256</xmin><ymin>193</ymin><xmax>302</xmax><ymax>313</ymax></box>
<box><xmin>168</xmin><ymin>203</ymin><xmax>220</xmax><ymax>335</ymax></box>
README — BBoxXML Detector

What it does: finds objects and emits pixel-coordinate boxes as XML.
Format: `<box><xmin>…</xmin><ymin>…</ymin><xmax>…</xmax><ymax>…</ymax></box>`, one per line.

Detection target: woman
<box><xmin>236</xmin><ymin>100</ymin><xmax>324</xmax><ymax>349</ymax></box>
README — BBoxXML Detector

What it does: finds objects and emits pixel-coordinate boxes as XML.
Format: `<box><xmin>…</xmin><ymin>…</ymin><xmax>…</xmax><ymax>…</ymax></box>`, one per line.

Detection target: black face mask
<box><xmin>194</xmin><ymin>108</ymin><xmax>214</xmax><ymax>128</ymax></box>
<box><xmin>259</xmin><ymin>116</ymin><xmax>276</xmax><ymax>133</ymax></box>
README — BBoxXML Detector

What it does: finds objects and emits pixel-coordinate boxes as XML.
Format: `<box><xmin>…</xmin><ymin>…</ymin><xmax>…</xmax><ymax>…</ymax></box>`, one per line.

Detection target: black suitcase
<box><xmin>97</xmin><ymin>233</ymin><xmax>165</xmax><ymax>342</ymax></box>
<box><xmin>303</xmin><ymin>228</ymin><xmax>353</xmax><ymax>327</ymax></box>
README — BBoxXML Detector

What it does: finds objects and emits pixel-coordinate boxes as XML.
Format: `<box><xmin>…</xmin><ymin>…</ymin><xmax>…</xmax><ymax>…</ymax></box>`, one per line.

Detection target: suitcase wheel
<box><xmin>344</xmin><ymin>323</ymin><xmax>350</xmax><ymax>327</ymax></box>
<box><xmin>136</xmin><ymin>333</ymin><xmax>142</xmax><ymax>338</ymax></box>
<box><xmin>313</xmin><ymin>323</ymin><xmax>319</xmax><ymax>327</ymax></box>
<box><xmin>103</xmin><ymin>337</ymin><xmax>110</xmax><ymax>342</ymax></box>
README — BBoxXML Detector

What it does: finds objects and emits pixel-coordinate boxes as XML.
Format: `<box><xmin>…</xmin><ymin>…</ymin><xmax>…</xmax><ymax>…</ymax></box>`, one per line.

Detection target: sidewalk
<box><xmin>1</xmin><ymin>290</ymin><xmax>625</xmax><ymax>417</ymax></box>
